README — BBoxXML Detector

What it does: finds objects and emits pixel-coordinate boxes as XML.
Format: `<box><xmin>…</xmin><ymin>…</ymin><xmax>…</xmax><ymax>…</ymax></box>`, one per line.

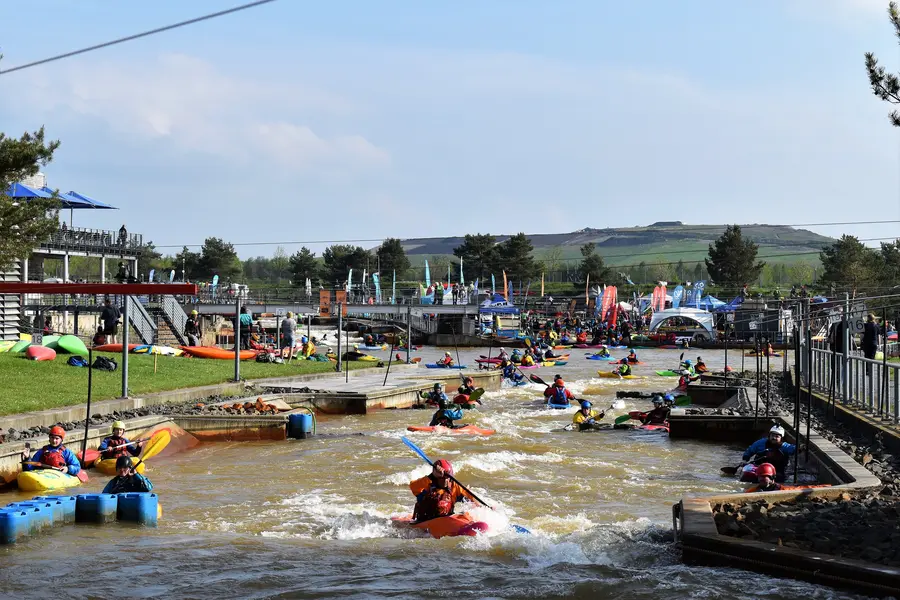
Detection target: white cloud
<box><xmin>14</xmin><ymin>53</ymin><xmax>388</xmax><ymax>170</ymax></box>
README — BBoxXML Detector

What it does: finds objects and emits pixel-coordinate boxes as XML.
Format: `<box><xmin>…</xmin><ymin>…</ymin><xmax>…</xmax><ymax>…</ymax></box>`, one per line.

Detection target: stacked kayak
<box><xmin>25</xmin><ymin>346</ymin><xmax>56</xmax><ymax>361</ymax></box>
<box><xmin>0</xmin><ymin>340</ymin><xmax>15</xmax><ymax>352</ymax></box>
<box><xmin>93</xmin><ymin>343</ymin><xmax>140</xmax><ymax>353</ymax></box>
<box><xmin>41</xmin><ymin>335</ymin><xmax>61</xmax><ymax>349</ymax></box>
<box><xmin>17</xmin><ymin>470</ymin><xmax>83</xmax><ymax>492</ymax></box>
<box><xmin>406</xmin><ymin>424</ymin><xmax>495</xmax><ymax>435</ymax></box>
<box><xmin>57</xmin><ymin>334</ymin><xmax>89</xmax><ymax>356</ymax></box>
<box><xmin>134</xmin><ymin>344</ymin><xmax>182</xmax><ymax>356</ymax></box>
<box><xmin>9</xmin><ymin>339</ymin><xmax>31</xmax><ymax>353</ymax></box>
<box><xmin>424</xmin><ymin>364</ymin><xmax>467</xmax><ymax>369</ymax></box>
<box><xmin>392</xmin><ymin>513</ymin><xmax>489</xmax><ymax>538</ymax></box>
<box><xmin>181</xmin><ymin>346</ymin><xmax>257</xmax><ymax>360</ymax></box>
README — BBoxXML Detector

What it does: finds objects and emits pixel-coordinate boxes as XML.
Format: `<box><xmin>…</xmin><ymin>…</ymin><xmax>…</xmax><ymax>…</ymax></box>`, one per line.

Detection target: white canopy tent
<box><xmin>648</xmin><ymin>308</ymin><xmax>716</xmax><ymax>339</ymax></box>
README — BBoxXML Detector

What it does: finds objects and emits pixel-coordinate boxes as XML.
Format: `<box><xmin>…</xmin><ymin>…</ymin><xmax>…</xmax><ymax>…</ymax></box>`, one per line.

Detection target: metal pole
<box><xmin>754</xmin><ymin>332</ymin><xmax>760</xmax><ymax>427</ymax></box>
<box><xmin>81</xmin><ymin>348</ymin><xmax>93</xmax><ymax>463</ymax></box>
<box><xmin>406</xmin><ymin>304</ymin><xmax>412</xmax><ymax>365</ymax></box>
<box><xmin>307</xmin><ymin>314</ymin><xmax>311</xmax><ymax>343</ymax></box>
<box><xmin>345</xmin><ymin>323</ymin><xmax>350</xmax><ymax>383</ymax></box>
<box><xmin>383</xmin><ymin>341</ymin><xmax>394</xmax><ymax>386</ymax></box>
<box><xmin>121</xmin><ymin>296</ymin><xmax>129</xmax><ymax>398</ymax></box>
<box><xmin>842</xmin><ymin>292</ymin><xmax>849</xmax><ymax>406</ymax></box>
<box><xmin>336</xmin><ymin>303</ymin><xmax>342</xmax><ymax>373</ymax></box>
<box><xmin>793</xmin><ymin>319</ymin><xmax>800</xmax><ymax>485</ymax></box>
<box><xmin>723</xmin><ymin>317</ymin><xmax>728</xmax><ymax>393</ymax></box>
<box><xmin>883</xmin><ymin>306</ymin><xmax>888</xmax><ymax>418</ymax></box>
<box><xmin>805</xmin><ymin>300</ymin><xmax>812</xmax><ymax>462</ymax></box>
<box><xmin>234</xmin><ymin>296</ymin><xmax>241</xmax><ymax>382</ymax></box>
<box><xmin>765</xmin><ymin>343</ymin><xmax>771</xmax><ymax>418</ymax></box>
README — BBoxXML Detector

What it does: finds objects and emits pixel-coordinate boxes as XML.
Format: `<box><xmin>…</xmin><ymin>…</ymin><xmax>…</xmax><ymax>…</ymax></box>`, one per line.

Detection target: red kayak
<box><xmin>92</xmin><ymin>343</ymin><xmax>140</xmax><ymax>353</ymax></box>
<box><xmin>25</xmin><ymin>346</ymin><xmax>56</xmax><ymax>361</ymax></box>
<box><xmin>392</xmin><ymin>513</ymin><xmax>489</xmax><ymax>538</ymax></box>
<box><xmin>475</xmin><ymin>357</ymin><xmax>503</xmax><ymax>365</ymax></box>
<box><xmin>76</xmin><ymin>449</ymin><xmax>101</xmax><ymax>467</ymax></box>
<box><xmin>638</xmin><ymin>422</ymin><xmax>670</xmax><ymax>433</ymax></box>
<box><xmin>180</xmin><ymin>346</ymin><xmax>257</xmax><ymax>360</ymax></box>
<box><xmin>406</xmin><ymin>425</ymin><xmax>495</xmax><ymax>436</ymax></box>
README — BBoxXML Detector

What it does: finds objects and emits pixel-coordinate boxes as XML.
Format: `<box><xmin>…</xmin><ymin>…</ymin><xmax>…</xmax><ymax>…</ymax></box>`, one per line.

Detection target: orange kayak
<box><xmin>93</xmin><ymin>344</ymin><xmax>140</xmax><ymax>353</ymax></box>
<box><xmin>180</xmin><ymin>346</ymin><xmax>257</xmax><ymax>360</ymax></box>
<box><xmin>406</xmin><ymin>425</ymin><xmax>495</xmax><ymax>436</ymax></box>
<box><xmin>392</xmin><ymin>513</ymin><xmax>489</xmax><ymax>538</ymax></box>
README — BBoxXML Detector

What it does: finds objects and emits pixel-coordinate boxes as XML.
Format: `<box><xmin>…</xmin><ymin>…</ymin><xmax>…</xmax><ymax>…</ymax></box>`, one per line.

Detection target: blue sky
<box><xmin>1</xmin><ymin>0</ymin><xmax>898</xmax><ymax>259</ymax></box>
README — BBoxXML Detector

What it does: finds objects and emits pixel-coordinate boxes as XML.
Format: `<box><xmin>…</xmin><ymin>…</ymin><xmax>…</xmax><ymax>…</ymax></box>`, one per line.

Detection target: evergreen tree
<box><xmin>705</xmin><ymin>225</ymin><xmax>765</xmax><ymax>285</ymax></box>
<box><xmin>270</xmin><ymin>246</ymin><xmax>289</xmax><ymax>284</ymax></box>
<box><xmin>376</xmin><ymin>238</ymin><xmax>410</xmax><ymax>282</ymax></box>
<box><xmin>289</xmin><ymin>247</ymin><xmax>319</xmax><ymax>286</ymax></box>
<box><xmin>175</xmin><ymin>246</ymin><xmax>201</xmax><ymax>281</ymax></box>
<box><xmin>577</xmin><ymin>243</ymin><xmax>610</xmax><ymax>284</ymax></box>
<box><xmin>0</xmin><ymin>125</ymin><xmax>61</xmax><ymax>270</ymax></box>
<box><xmin>692</xmin><ymin>262</ymin><xmax>703</xmax><ymax>282</ymax></box>
<box><xmin>197</xmin><ymin>237</ymin><xmax>242</xmax><ymax>281</ymax></box>
<box><xmin>322</xmin><ymin>244</ymin><xmax>370</xmax><ymax>286</ymax></box>
<box><xmin>820</xmin><ymin>235</ymin><xmax>880</xmax><ymax>295</ymax></box>
<box><xmin>495</xmin><ymin>233</ymin><xmax>537</xmax><ymax>282</ymax></box>
<box><xmin>865</xmin><ymin>2</ymin><xmax>900</xmax><ymax>126</ymax></box>
<box><xmin>452</xmin><ymin>233</ymin><xmax>498</xmax><ymax>281</ymax></box>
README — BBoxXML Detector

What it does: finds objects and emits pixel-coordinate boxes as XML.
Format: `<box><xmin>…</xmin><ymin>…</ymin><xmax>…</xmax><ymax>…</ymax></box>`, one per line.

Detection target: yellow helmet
<box><xmin>111</xmin><ymin>420</ymin><xmax>126</xmax><ymax>432</ymax></box>
<box><xmin>191</xmin><ymin>310</ymin><xmax>198</xmax><ymax>316</ymax></box>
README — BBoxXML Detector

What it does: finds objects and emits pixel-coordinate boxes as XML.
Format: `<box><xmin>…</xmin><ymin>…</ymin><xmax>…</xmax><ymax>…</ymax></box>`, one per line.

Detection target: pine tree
<box><xmin>705</xmin><ymin>225</ymin><xmax>765</xmax><ymax>285</ymax></box>
<box><xmin>865</xmin><ymin>2</ymin><xmax>900</xmax><ymax>126</ymax></box>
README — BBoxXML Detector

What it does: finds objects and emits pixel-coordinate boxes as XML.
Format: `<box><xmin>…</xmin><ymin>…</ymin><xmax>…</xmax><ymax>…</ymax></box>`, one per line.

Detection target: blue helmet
<box><xmin>664</xmin><ymin>393</ymin><xmax>675</xmax><ymax>401</ymax></box>
<box><xmin>581</xmin><ymin>400</ymin><xmax>592</xmax><ymax>409</ymax></box>
<box><xmin>683</xmin><ymin>359</ymin><xmax>692</xmax><ymax>366</ymax></box>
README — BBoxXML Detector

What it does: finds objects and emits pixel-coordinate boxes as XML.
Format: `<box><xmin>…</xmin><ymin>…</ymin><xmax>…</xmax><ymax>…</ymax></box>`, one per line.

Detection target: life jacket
<box><xmin>644</xmin><ymin>407</ymin><xmax>670</xmax><ymax>425</ymax></box>
<box><xmin>100</xmin><ymin>435</ymin><xmax>129</xmax><ymax>459</ymax></box>
<box><xmin>502</xmin><ymin>365</ymin><xmax>515</xmax><ymax>378</ymax></box>
<box><xmin>40</xmin><ymin>445</ymin><xmax>68</xmax><ymax>468</ymax></box>
<box><xmin>552</xmin><ymin>386</ymin><xmax>568</xmax><ymax>405</ymax></box>
<box><xmin>522</xmin><ymin>355</ymin><xmax>534</xmax><ymax>366</ymax></box>
<box><xmin>756</xmin><ymin>443</ymin><xmax>789</xmax><ymax>473</ymax></box>
<box><xmin>414</xmin><ymin>481</ymin><xmax>455</xmax><ymax>522</ymax></box>
<box><xmin>618</xmin><ymin>364</ymin><xmax>631</xmax><ymax>375</ymax></box>
<box><xmin>576</xmin><ymin>332</ymin><xmax>588</xmax><ymax>343</ymax></box>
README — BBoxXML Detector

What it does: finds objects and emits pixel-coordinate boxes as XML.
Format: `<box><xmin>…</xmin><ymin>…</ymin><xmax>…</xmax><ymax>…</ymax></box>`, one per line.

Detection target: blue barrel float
<box><xmin>7</xmin><ymin>502</ymin><xmax>55</xmax><ymax>532</ymax></box>
<box><xmin>0</xmin><ymin>508</ymin><xmax>31</xmax><ymax>544</ymax></box>
<box><xmin>117</xmin><ymin>493</ymin><xmax>159</xmax><ymax>527</ymax></box>
<box><xmin>287</xmin><ymin>410</ymin><xmax>316</xmax><ymax>439</ymax></box>
<box><xmin>37</xmin><ymin>496</ymin><xmax>77</xmax><ymax>524</ymax></box>
<box><xmin>75</xmin><ymin>494</ymin><xmax>118</xmax><ymax>523</ymax></box>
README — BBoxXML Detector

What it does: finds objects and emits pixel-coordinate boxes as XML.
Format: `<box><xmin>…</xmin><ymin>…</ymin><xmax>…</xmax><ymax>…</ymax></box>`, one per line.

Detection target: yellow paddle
<box><xmin>139</xmin><ymin>430</ymin><xmax>171</xmax><ymax>461</ymax></box>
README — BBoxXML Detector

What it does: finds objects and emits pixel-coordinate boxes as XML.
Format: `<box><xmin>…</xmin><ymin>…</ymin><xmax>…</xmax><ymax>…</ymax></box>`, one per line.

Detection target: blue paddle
<box><xmin>400</xmin><ymin>437</ymin><xmax>531</xmax><ymax>535</ymax></box>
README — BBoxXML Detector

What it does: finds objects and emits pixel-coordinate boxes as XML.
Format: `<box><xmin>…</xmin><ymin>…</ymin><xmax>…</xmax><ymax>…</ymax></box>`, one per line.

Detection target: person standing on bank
<box><xmin>238</xmin><ymin>306</ymin><xmax>253</xmax><ymax>350</ymax></box>
<box><xmin>100</xmin><ymin>297</ymin><xmax>121</xmax><ymax>345</ymax></box>
<box><xmin>184</xmin><ymin>310</ymin><xmax>202</xmax><ymax>346</ymax></box>
<box><xmin>863</xmin><ymin>313</ymin><xmax>880</xmax><ymax>378</ymax></box>
<box><xmin>281</xmin><ymin>311</ymin><xmax>298</xmax><ymax>361</ymax></box>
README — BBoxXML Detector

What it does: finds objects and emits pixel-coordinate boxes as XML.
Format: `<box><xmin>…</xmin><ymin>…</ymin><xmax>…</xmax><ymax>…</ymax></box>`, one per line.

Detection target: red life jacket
<box><xmin>40</xmin><ymin>445</ymin><xmax>68</xmax><ymax>468</ymax></box>
<box><xmin>414</xmin><ymin>482</ymin><xmax>455</xmax><ymax>522</ymax></box>
<box><xmin>100</xmin><ymin>435</ymin><xmax>129</xmax><ymax>459</ymax></box>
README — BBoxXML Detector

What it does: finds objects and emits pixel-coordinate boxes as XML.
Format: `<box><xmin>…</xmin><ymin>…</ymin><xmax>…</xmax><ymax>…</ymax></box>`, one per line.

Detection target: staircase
<box><xmin>149</xmin><ymin>295</ymin><xmax>188</xmax><ymax>346</ymax></box>
<box><xmin>125</xmin><ymin>296</ymin><xmax>157</xmax><ymax>344</ymax></box>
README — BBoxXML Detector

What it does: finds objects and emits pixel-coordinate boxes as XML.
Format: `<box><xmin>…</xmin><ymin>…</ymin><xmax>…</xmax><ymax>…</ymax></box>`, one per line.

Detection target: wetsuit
<box><xmin>642</xmin><ymin>406</ymin><xmax>670</xmax><ymax>425</ymax></box>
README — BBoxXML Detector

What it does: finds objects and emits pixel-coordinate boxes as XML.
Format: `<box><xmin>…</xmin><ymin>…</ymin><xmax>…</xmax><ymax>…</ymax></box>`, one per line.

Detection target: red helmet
<box><xmin>49</xmin><ymin>426</ymin><xmax>66</xmax><ymax>439</ymax></box>
<box><xmin>756</xmin><ymin>463</ymin><xmax>776</xmax><ymax>478</ymax></box>
<box><xmin>555</xmin><ymin>378</ymin><xmax>564</xmax><ymax>386</ymax></box>
<box><xmin>433</xmin><ymin>459</ymin><xmax>454</xmax><ymax>477</ymax></box>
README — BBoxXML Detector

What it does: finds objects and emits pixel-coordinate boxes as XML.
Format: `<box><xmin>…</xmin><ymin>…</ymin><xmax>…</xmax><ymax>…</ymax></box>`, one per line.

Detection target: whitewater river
<box><xmin>0</xmin><ymin>347</ymin><xmax>871</xmax><ymax>599</ymax></box>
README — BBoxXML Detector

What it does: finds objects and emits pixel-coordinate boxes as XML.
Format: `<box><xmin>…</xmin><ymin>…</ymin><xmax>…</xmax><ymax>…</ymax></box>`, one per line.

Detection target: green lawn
<box><xmin>0</xmin><ymin>353</ymin><xmax>372</xmax><ymax>416</ymax></box>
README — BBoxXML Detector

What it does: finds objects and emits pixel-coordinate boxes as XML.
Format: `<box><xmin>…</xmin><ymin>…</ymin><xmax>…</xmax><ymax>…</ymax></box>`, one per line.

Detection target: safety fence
<box><xmin>806</xmin><ymin>347</ymin><xmax>900</xmax><ymax>424</ymax></box>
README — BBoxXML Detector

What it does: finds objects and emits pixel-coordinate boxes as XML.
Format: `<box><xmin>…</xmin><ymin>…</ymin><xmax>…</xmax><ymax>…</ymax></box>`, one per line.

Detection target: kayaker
<box><xmin>740</xmin><ymin>425</ymin><xmax>797</xmax><ymax>482</ymax></box>
<box><xmin>364</xmin><ymin>333</ymin><xmax>375</xmax><ymax>346</ymax></box>
<box><xmin>594</xmin><ymin>346</ymin><xmax>611</xmax><ymax>358</ymax></box>
<box><xmin>410</xmin><ymin>459</ymin><xmax>475</xmax><ymax>523</ymax></box>
<box><xmin>184</xmin><ymin>310</ymin><xmax>202</xmax><ymax>346</ymax></box>
<box><xmin>744</xmin><ymin>463</ymin><xmax>782</xmax><ymax>493</ymax></box>
<box><xmin>497</xmin><ymin>347</ymin><xmax>510</xmax><ymax>361</ymax></box>
<box><xmin>521</xmin><ymin>352</ymin><xmax>536</xmax><ymax>367</ymax></box>
<box><xmin>102</xmin><ymin>456</ymin><xmax>153</xmax><ymax>494</ymax></box>
<box><xmin>457</xmin><ymin>376</ymin><xmax>476</xmax><ymax>396</ymax></box>
<box><xmin>97</xmin><ymin>421</ymin><xmax>143</xmax><ymax>461</ymax></box>
<box><xmin>428</xmin><ymin>400</ymin><xmax>464</xmax><ymax>428</ymax></box>
<box><xmin>21</xmin><ymin>426</ymin><xmax>81</xmax><ymax>476</ymax></box>
<box><xmin>641</xmin><ymin>396</ymin><xmax>670</xmax><ymax>425</ymax></box>
<box><xmin>573</xmin><ymin>400</ymin><xmax>606</xmax><ymax>431</ymax></box>
<box><xmin>695</xmin><ymin>357</ymin><xmax>708</xmax><ymax>373</ymax></box>
<box><xmin>626</xmin><ymin>349</ymin><xmax>638</xmax><ymax>363</ymax></box>
<box><xmin>663</xmin><ymin>393</ymin><xmax>677</xmax><ymax>407</ymax></box>
<box><xmin>615</xmin><ymin>362</ymin><xmax>632</xmax><ymax>377</ymax></box>
<box><xmin>679</xmin><ymin>359</ymin><xmax>696</xmax><ymax>376</ymax></box>
<box><xmin>544</xmin><ymin>378</ymin><xmax>575</xmax><ymax>405</ymax></box>
<box><xmin>437</xmin><ymin>352</ymin><xmax>454</xmax><ymax>367</ymax></box>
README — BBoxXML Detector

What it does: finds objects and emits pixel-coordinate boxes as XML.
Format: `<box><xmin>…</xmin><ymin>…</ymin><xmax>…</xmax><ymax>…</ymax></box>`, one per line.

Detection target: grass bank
<box><xmin>0</xmin><ymin>353</ymin><xmax>372</xmax><ymax>416</ymax></box>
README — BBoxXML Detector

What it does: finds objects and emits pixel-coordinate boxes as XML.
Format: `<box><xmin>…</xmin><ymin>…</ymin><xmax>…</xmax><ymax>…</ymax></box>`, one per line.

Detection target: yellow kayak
<box><xmin>596</xmin><ymin>370</ymin><xmax>639</xmax><ymax>379</ymax></box>
<box><xmin>0</xmin><ymin>340</ymin><xmax>15</xmax><ymax>353</ymax></box>
<box><xmin>17</xmin><ymin>470</ymin><xmax>82</xmax><ymax>492</ymax></box>
<box><xmin>94</xmin><ymin>457</ymin><xmax>147</xmax><ymax>476</ymax></box>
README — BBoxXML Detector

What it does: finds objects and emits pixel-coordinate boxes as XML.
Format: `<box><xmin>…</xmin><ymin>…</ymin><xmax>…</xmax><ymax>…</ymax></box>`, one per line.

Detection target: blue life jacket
<box><xmin>443</xmin><ymin>408</ymin><xmax>463</xmax><ymax>421</ymax></box>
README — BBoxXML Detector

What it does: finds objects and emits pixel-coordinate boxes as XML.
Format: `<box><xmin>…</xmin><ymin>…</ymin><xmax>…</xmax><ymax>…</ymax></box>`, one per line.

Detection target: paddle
<box><xmin>400</xmin><ymin>436</ymin><xmax>531</xmax><ymax>535</ymax></box>
<box><xmin>139</xmin><ymin>429</ymin><xmax>172</xmax><ymax>461</ymax></box>
<box><xmin>720</xmin><ymin>466</ymin><xmax>740</xmax><ymax>476</ymax></box>
<box><xmin>101</xmin><ymin>436</ymin><xmax>153</xmax><ymax>454</ymax></box>
<box><xmin>22</xmin><ymin>442</ymin><xmax>89</xmax><ymax>482</ymax></box>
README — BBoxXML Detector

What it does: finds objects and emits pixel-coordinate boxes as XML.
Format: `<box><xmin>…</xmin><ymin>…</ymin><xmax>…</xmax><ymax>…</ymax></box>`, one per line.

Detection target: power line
<box><xmin>0</xmin><ymin>0</ymin><xmax>278</xmax><ymax>76</ymax></box>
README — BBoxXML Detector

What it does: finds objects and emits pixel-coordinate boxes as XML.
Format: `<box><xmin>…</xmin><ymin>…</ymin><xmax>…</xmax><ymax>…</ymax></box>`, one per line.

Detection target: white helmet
<box><xmin>769</xmin><ymin>425</ymin><xmax>785</xmax><ymax>437</ymax></box>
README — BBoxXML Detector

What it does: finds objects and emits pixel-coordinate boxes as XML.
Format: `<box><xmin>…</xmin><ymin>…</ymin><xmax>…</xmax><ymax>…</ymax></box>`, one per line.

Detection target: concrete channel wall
<box><xmin>673</xmin><ymin>389</ymin><xmax>893</xmax><ymax>596</ymax></box>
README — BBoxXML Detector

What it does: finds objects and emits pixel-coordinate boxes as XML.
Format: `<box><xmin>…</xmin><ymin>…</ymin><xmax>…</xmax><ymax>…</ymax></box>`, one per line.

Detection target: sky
<box><xmin>1</xmin><ymin>0</ymin><xmax>899</xmax><ymax>259</ymax></box>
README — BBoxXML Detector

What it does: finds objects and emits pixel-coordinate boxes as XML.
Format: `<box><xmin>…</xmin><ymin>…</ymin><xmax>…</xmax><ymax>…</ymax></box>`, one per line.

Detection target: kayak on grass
<box><xmin>92</xmin><ymin>343</ymin><xmax>140</xmax><ymax>353</ymax></box>
<box><xmin>180</xmin><ymin>346</ymin><xmax>257</xmax><ymax>360</ymax></box>
<box><xmin>424</xmin><ymin>364</ymin><xmax>468</xmax><ymax>369</ymax></box>
<box><xmin>391</xmin><ymin>512</ymin><xmax>489</xmax><ymax>538</ymax></box>
<box><xmin>357</xmin><ymin>344</ymin><xmax>388</xmax><ymax>351</ymax></box>
<box><xmin>406</xmin><ymin>424</ymin><xmax>495</xmax><ymax>435</ymax></box>
<box><xmin>17</xmin><ymin>469</ymin><xmax>83</xmax><ymax>492</ymax></box>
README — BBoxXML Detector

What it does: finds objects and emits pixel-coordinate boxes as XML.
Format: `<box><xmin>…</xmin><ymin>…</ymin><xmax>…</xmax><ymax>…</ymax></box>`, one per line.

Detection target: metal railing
<box><xmin>41</xmin><ymin>227</ymin><xmax>143</xmax><ymax>255</ymax></box>
<box><xmin>807</xmin><ymin>347</ymin><xmax>900</xmax><ymax>424</ymax></box>
<box><xmin>126</xmin><ymin>295</ymin><xmax>157</xmax><ymax>344</ymax></box>
<box><xmin>159</xmin><ymin>294</ymin><xmax>187</xmax><ymax>345</ymax></box>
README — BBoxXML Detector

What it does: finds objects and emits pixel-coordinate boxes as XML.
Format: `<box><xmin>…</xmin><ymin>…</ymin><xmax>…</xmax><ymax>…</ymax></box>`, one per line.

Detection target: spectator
<box><xmin>238</xmin><ymin>306</ymin><xmax>253</xmax><ymax>350</ymax></box>
<box><xmin>100</xmin><ymin>297</ymin><xmax>121</xmax><ymax>344</ymax></box>
<box><xmin>92</xmin><ymin>325</ymin><xmax>107</xmax><ymax>347</ymax></box>
<box><xmin>184</xmin><ymin>310</ymin><xmax>202</xmax><ymax>346</ymax></box>
<box><xmin>115</xmin><ymin>262</ymin><xmax>128</xmax><ymax>284</ymax></box>
<box><xmin>281</xmin><ymin>311</ymin><xmax>298</xmax><ymax>361</ymax></box>
<box><xmin>863</xmin><ymin>313</ymin><xmax>880</xmax><ymax>378</ymax></box>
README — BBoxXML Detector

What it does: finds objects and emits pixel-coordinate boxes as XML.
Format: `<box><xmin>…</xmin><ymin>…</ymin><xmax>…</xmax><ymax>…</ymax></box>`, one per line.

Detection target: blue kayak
<box><xmin>585</xmin><ymin>355</ymin><xmax>615</xmax><ymax>361</ymax></box>
<box><xmin>425</xmin><ymin>364</ymin><xmax>468</xmax><ymax>369</ymax></box>
<box><xmin>546</xmin><ymin>402</ymin><xmax>571</xmax><ymax>409</ymax></box>
<box><xmin>504</xmin><ymin>379</ymin><xmax>529</xmax><ymax>387</ymax></box>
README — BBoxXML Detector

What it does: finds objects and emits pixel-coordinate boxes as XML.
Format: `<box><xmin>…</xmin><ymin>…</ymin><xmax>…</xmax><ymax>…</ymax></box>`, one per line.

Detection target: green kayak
<box><xmin>656</xmin><ymin>370</ymin><xmax>681</xmax><ymax>377</ymax></box>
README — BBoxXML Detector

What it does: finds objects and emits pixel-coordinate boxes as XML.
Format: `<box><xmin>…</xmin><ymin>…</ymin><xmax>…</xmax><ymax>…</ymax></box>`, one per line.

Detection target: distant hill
<box><xmin>399</xmin><ymin>223</ymin><xmax>834</xmax><ymax>268</ymax></box>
